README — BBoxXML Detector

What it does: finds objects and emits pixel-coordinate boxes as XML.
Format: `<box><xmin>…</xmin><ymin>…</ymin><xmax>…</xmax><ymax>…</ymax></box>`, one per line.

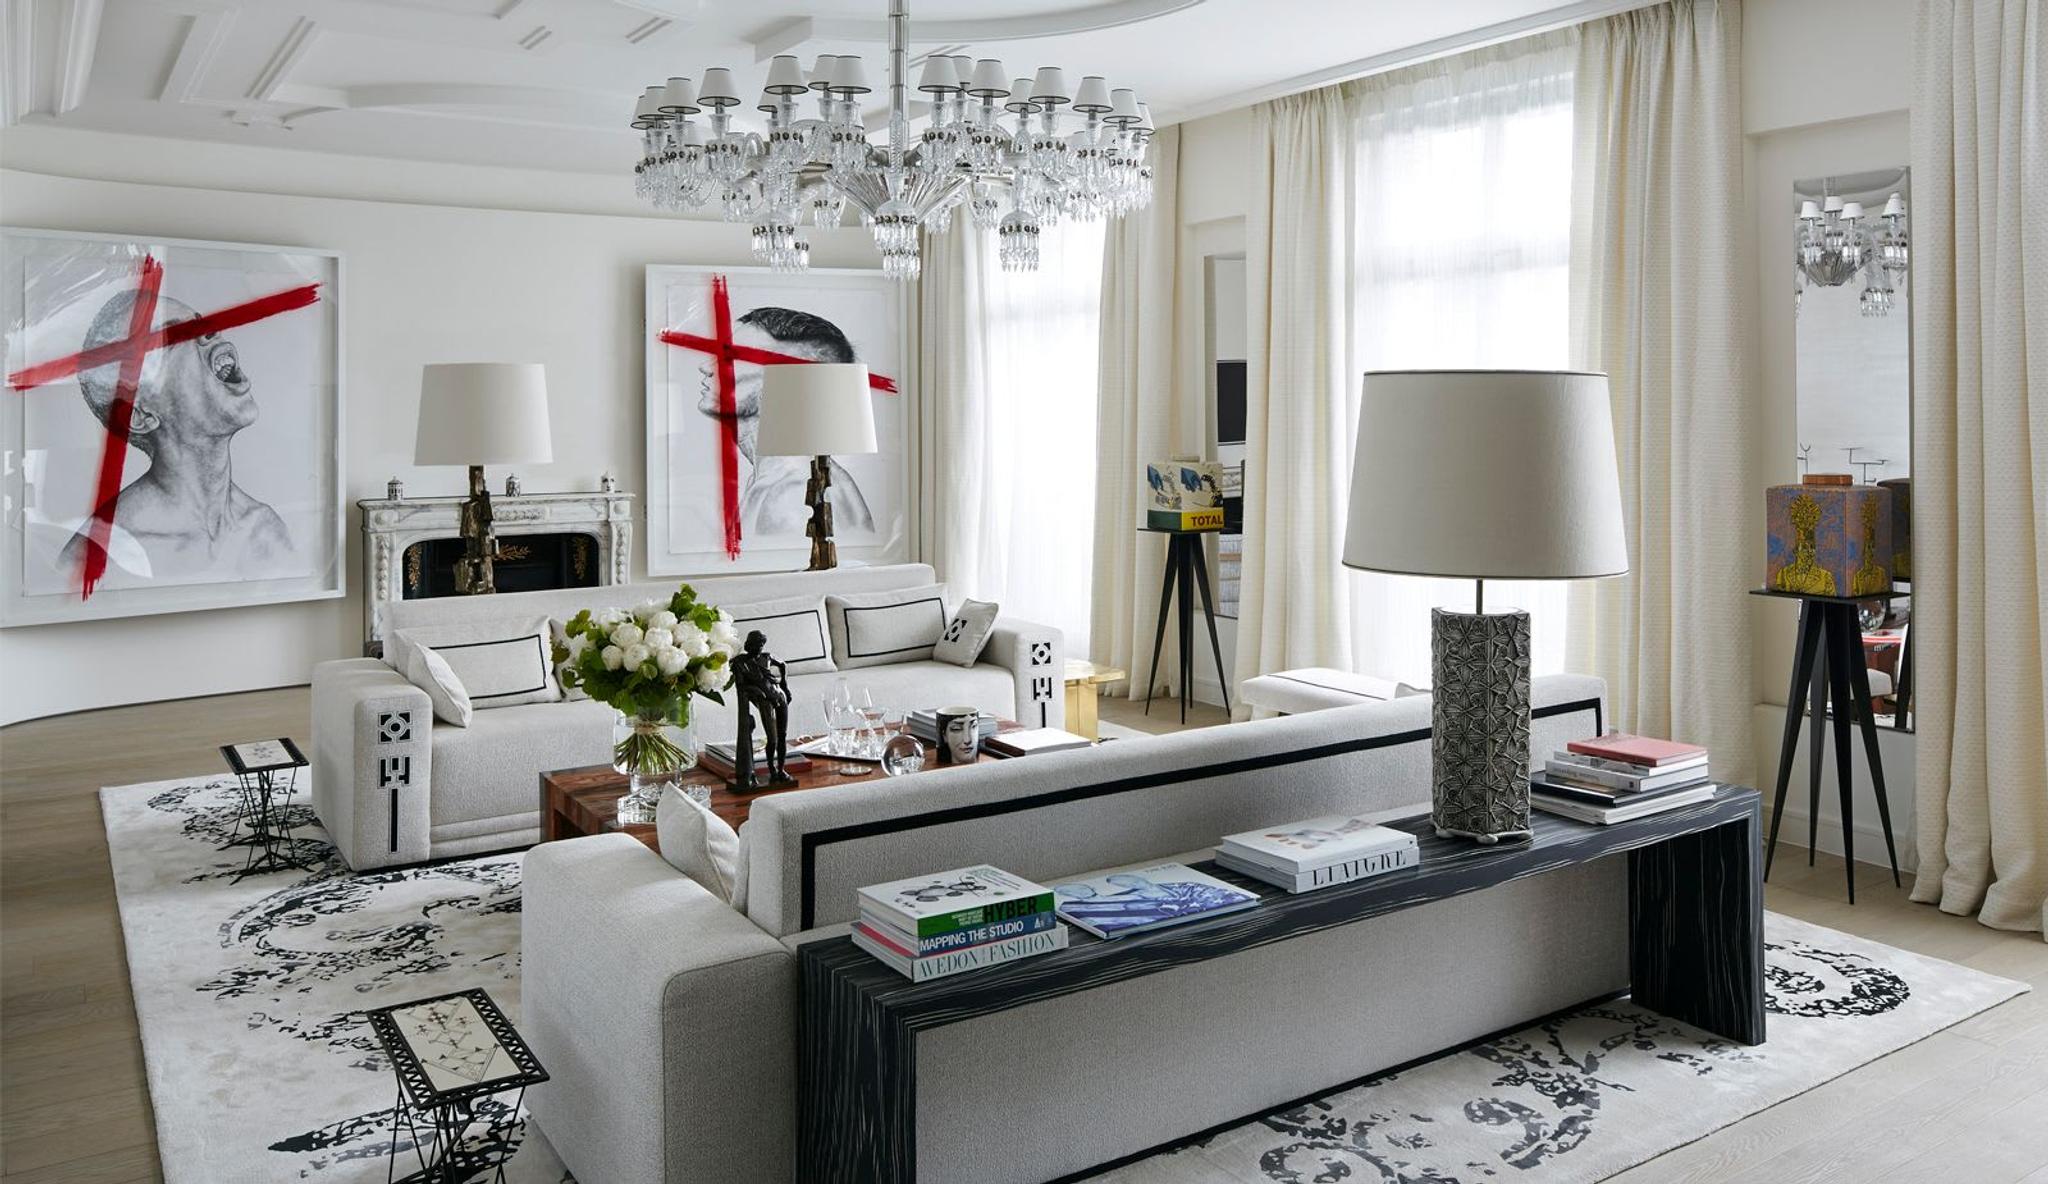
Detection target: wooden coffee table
<box><xmin>539</xmin><ymin>721</ymin><xmax>1025</xmax><ymax>853</ymax></box>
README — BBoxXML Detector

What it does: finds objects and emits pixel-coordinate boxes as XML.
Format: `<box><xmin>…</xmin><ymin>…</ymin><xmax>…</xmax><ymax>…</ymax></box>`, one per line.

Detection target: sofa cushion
<box><xmin>933</xmin><ymin>599</ymin><xmax>1001</xmax><ymax>667</ymax></box>
<box><xmin>656</xmin><ymin>787</ymin><xmax>745</xmax><ymax>908</ymax></box>
<box><xmin>717</xmin><ymin>594</ymin><xmax>835</xmax><ymax>676</ymax></box>
<box><xmin>826</xmin><ymin>584</ymin><xmax>948</xmax><ymax>669</ymax></box>
<box><xmin>393</xmin><ymin>615</ymin><xmax>561</xmax><ymax>710</ymax></box>
<box><xmin>430</xmin><ymin>698</ymin><xmax>616</xmax><ymax>827</ymax></box>
<box><xmin>404</xmin><ymin>643</ymin><xmax>474</xmax><ymax>727</ymax></box>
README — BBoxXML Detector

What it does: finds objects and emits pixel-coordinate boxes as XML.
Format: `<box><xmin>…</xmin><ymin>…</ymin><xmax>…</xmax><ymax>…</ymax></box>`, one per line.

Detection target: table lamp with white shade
<box><xmin>756</xmin><ymin>362</ymin><xmax>878</xmax><ymax>570</ymax></box>
<box><xmin>1342</xmin><ymin>370</ymin><xmax>1629</xmax><ymax>843</ymax></box>
<box><xmin>414</xmin><ymin>362</ymin><xmax>554</xmax><ymax>595</ymax></box>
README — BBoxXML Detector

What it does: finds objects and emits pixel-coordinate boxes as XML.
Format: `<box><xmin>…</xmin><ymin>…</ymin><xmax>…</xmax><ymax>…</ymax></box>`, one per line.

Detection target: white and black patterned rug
<box><xmin>106</xmin><ymin>775</ymin><xmax>2026</xmax><ymax>1184</ymax></box>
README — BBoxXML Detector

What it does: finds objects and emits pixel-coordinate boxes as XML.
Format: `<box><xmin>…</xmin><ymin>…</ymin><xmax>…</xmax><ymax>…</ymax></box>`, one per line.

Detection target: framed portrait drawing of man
<box><xmin>1</xmin><ymin>229</ymin><xmax>344</xmax><ymax>626</ymax></box>
<box><xmin>645</xmin><ymin>264</ymin><xmax>909</xmax><ymax>575</ymax></box>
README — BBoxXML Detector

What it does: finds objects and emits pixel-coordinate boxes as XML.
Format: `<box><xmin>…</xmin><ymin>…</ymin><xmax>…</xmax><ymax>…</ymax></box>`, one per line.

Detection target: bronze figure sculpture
<box><xmin>729</xmin><ymin>629</ymin><xmax>798</xmax><ymax>793</ymax></box>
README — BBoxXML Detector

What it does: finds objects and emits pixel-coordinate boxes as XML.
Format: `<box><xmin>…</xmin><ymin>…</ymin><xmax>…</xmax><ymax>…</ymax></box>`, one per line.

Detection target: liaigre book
<box><xmin>1218</xmin><ymin>814</ymin><xmax>1416</xmax><ymax>875</ymax></box>
<box><xmin>1214</xmin><ymin>845</ymin><xmax>1419</xmax><ymax>893</ymax></box>
<box><xmin>1051</xmin><ymin>863</ymin><xmax>1259</xmax><ymax>939</ymax></box>
<box><xmin>852</xmin><ymin>922</ymin><xmax>1069</xmax><ymax>982</ymax></box>
<box><xmin>856</xmin><ymin>866</ymin><xmax>1055</xmax><ymax>940</ymax></box>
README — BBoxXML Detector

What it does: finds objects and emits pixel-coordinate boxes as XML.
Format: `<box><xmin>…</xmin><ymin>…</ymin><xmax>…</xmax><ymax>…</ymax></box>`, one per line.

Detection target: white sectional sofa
<box><xmin>520</xmin><ymin>674</ymin><xmax>1622</xmax><ymax>1184</ymax></box>
<box><xmin>309</xmin><ymin>563</ymin><xmax>1063</xmax><ymax>871</ymax></box>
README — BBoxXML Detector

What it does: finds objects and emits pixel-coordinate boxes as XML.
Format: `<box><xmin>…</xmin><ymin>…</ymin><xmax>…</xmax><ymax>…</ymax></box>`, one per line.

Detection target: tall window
<box><xmin>1344</xmin><ymin>36</ymin><xmax>1577</xmax><ymax>685</ymax></box>
<box><xmin>972</xmin><ymin>219</ymin><xmax>1107</xmax><ymax>654</ymax></box>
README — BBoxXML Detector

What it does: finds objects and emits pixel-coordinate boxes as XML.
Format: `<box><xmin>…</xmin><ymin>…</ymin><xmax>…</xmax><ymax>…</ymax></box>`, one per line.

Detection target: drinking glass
<box><xmin>856</xmin><ymin>689</ymin><xmax>887</xmax><ymax>758</ymax></box>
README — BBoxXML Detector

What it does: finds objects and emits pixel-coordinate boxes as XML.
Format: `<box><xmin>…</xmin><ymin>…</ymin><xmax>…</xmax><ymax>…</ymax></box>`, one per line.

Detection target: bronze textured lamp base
<box><xmin>804</xmin><ymin>454</ymin><xmax>839</xmax><ymax>571</ymax></box>
<box><xmin>454</xmin><ymin>463</ymin><xmax>498</xmax><ymax>595</ymax></box>
<box><xmin>1430</xmin><ymin>605</ymin><xmax>1534</xmax><ymax>844</ymax></box>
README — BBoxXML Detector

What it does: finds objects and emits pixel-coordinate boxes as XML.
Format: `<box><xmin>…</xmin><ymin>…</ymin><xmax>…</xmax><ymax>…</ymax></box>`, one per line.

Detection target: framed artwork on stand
<box><xmin>0</xmin><ymin>228</ymin><xmax>344</xmax><ymax>626</ymax></box>
<box><xmin>644</xmin><ymin>264</ymin><xmax>909</xmax><ymax>575</ymax></box>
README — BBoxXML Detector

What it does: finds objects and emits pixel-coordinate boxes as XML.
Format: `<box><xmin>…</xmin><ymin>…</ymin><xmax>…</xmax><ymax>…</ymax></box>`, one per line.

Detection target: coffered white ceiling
<box><xmin>4</xmin><ymin>0</ymin><xmax>1635</xmax><ymax>174</ymax></box>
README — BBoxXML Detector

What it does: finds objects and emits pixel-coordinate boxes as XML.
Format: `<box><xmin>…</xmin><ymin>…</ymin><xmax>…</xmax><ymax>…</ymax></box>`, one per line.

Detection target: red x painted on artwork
<box><xmin>657</xmin><ymin>275</ymin><xmax>897</xmax><ymax>560</ymax></box>
<box><xmin>6</xmin><ymin>257</ymin><xmax>323</xmax><ymax>598</ymax></box>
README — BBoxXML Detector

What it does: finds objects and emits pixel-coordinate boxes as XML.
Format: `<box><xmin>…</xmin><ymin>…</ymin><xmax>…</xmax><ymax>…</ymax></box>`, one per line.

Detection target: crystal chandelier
<box><xmin>629</xmin><ymin>1</ymin><xmax>1155</xmax><ymax>280</ymax></box>
<box><xmin>1795</xmin><ymin>191</ymin><xmax>1909</xmax><ymax>317</ymax></box>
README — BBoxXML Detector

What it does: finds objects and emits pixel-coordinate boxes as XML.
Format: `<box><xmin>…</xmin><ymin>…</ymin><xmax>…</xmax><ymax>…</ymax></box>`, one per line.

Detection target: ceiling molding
<box><xmin>1165</xmin><ymin>0</ymin><xmax>1655</xmax><ymax>124</ymax></box>
<box><xmin>52</xmin><ymin>0</ymin><xmax>102</xmax><ymax>114</ymax></box>
<box><xmin>748</xmin><ymin>0</ymin><xmax>1205</xmax><ymax>61</ymax></box>
<box><xmin>158</xmin><ymin>10</ymin><xmax>236</xmax><ymax>103</ymax></box>
<box><xmin>246</xmin><ymin>16</ymin><xmax>320</xmax><ymax>102</ymax></box>
<box><xmin>262</xmin><ymin>81</ymin><xmax>627</xmax><ymax>132</ymax></box>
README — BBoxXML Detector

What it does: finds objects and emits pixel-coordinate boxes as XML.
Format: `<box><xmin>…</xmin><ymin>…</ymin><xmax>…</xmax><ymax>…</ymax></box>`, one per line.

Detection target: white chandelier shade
<box><xmin>629</xmin><ymin>1</ymin><xmax>1155</xmax><ymax>280</ymax></box>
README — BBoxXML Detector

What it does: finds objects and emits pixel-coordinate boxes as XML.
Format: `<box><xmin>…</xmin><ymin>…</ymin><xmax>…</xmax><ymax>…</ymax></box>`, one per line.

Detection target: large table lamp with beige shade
<box><xmin>1342</xmin><ymin>370</ymin><xmax>1629</xmax><ymax>843</ymax></box>
<box><xmin>413</xmin><ymin>362</ymin><xmax>554</xmax><ymax>595</ymax></box>
<box><xmin>756</xmin><ymin>362</ymin><xmax>878</xmax><ymax>571</ymax></box>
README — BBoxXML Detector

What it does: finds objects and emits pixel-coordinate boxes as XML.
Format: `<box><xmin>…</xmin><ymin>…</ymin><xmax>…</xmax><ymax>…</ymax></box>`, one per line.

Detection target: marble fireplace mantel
<box><xmin>357</xmin><ymin>482</ymin><xmax>634</xmax><ymax>654</ymax></box>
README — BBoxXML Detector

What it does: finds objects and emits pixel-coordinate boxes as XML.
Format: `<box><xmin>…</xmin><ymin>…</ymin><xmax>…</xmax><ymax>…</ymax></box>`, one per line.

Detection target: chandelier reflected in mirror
<box><xmin>1795</xmin><ymin>188</ymin><xmax>1909</xmax><ymax>318</ymax></box>
<box><xmin>629</xmin><ymin>1</ymin><xmax>1155</xmax><ymax>280</ymax></box>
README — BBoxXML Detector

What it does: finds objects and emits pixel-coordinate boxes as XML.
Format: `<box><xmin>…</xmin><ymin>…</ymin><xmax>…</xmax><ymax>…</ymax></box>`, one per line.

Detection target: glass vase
<box><xmin>612</xmin><ymin>707</ymin><xmax>701</xmax><ymax>826</ymax></box>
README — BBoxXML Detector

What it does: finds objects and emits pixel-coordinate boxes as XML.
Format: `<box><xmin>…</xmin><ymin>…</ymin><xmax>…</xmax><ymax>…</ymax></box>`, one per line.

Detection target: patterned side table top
<box><xmin>365</xmin><ymin>988</ymin><xmax>548</xmax><ymax>1109</ymax></box>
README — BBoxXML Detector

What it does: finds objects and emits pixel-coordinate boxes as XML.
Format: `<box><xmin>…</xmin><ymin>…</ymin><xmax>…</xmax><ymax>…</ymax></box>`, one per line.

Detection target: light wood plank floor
<box><xmin>2</xmin><ymin>688</ymin><xmax>2041</xmax><ymax>1183</ymax></box>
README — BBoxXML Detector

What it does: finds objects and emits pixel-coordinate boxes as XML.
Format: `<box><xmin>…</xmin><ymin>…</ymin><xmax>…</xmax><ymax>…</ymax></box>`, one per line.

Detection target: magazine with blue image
<box><xmin>1051</xmin><ymin>862</ymin><xmax>1260</xmax><ymax>939</ymax></box>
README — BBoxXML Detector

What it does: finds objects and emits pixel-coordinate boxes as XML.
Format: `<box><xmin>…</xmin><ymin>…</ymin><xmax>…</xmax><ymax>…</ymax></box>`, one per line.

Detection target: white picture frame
<box><xmin>0</xmin><ymin>227</ymin><xmax>345</xmax><ymax>626</ymax></box>
<box><xmin>644</xmin><ymin>264</ymin><xmax>911</xmax><ymax>576</ymax></box>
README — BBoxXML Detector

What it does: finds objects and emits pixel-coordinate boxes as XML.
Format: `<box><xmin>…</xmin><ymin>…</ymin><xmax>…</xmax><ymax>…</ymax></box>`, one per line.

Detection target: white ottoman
<box><xmin>1240</xmin><ymin>667</ymin><xmax>1427</xmax><ymax>719</ymax></box>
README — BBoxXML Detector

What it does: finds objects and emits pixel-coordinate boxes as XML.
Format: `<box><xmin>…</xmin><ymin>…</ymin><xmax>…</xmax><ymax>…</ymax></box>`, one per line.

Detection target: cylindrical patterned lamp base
<box><xmin>1431</xmin><ymin>607</ymin><xmax>1534</xmax><ymax>844</ymax></box>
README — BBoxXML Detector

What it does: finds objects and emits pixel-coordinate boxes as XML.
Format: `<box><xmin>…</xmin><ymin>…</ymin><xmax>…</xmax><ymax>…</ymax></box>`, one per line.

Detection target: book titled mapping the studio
<box><xmin>852</xmin><ymin>921</ymin><xmax>1070</xmax><ymax>982</ymax></box>
<box><xmin>1051</xmin><ymin>863</ymin><xmax>1259</xmax><ymax>939</ymax></box>
<box><xmin>1214</xmin><ymin>846</ymin><xmax>1419</xmax><ymax>894</ymax></box>
<box><xmin>857</xmin><ymin>907</ymin><xmax>1063</xmax><ymax>957</ymax></box>
<box><xmin>1217</xmin><ymin>814</ymin><xmax>1417</xmax><ymax>874</ymax></box>
<box><xmin>856</xmin><ymin>865</ymin><xmax>1056</xmax><ymax>939</ymax></box>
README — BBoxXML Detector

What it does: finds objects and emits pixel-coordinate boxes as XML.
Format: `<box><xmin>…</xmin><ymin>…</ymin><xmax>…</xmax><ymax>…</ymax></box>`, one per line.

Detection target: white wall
<box><xmin>0</xmin><ymin>126</ymin><xmax>881</xmax><ymax>725</ymax></box>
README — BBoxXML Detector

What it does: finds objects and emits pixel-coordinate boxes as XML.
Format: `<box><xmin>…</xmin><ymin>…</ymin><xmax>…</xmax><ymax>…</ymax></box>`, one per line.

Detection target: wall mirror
<box><xmin>1793</xmin><ymin>164</ymin><xmax>1913</xmax><ymax>730</ymax></box>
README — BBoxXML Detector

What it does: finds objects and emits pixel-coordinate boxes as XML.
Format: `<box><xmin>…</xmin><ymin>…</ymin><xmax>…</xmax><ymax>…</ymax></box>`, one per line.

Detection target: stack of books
<box><xmin>905</xmin><ymin>710</ymin><xmax>999</xmax><ymax>746</ymax></box>
<box><xmin>1214</xmin><ymin>815</ymin><xmax>1421</xmax><ymax>893</ymax></box>
<box><xmin>984</xmin><ymin>728</ymin><xmax>1092</xmax><ymax>758</ymax></box>
<box><xmin>853</xmin><ymin>865</ymin><xmax>1067</xmax><ymax>982</ymax></box>
<box><xmin>1531</xmin><ymin>733</ymin><xmax>1716</xmax><ymax>824</ymax></box>
<box><xmin>699</xmin><ymin>741</ymin><xmax>811</xmax><ymax>781</ymax></box>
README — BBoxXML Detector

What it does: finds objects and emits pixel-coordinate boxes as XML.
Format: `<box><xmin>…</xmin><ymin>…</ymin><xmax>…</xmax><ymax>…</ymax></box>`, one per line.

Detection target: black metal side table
<box><xmin>1139</xmin><ymin>525</ymin><xmax>1231</xmax><ymax>723</ymax></box>
<box><xmin>366</xmin><ymin>988</ymin><xmax>549</xmax><ymax>1184</ymax></box>
<box><xmin>1751</xmin><ymin>588</ymin><xmax>1904</xmax><ymax>902</ymax></box>
<box><xmin>219</xmin><ymin>737</ymin><xmax>312</xmax><ymax>882</ymax></box>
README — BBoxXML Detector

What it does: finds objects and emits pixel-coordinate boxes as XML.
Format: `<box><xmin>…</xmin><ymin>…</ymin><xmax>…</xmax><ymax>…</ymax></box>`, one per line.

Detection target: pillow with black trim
<box><xmin>403</xmin><ymin>642</ymin><xmax>474</xmax><ymax>727</ymax></box>
<box><xmin>933</xmin><ymin>599</ymin><xmax>1001</xmax><ymax>667</ymax></box>
<box><xmin>715</xmin><ymin>594</ymin><xmax>836</xmax><ymax>676</ymax></box>
<box><xmin>824</xmin><ymin>584</ymin><xmax>949</xmax><ymax>670</ymax></box>
<box><xmin>390</xmin><ymin>615</ymin><xmax>561</xmax><ymax>712</ymax></box>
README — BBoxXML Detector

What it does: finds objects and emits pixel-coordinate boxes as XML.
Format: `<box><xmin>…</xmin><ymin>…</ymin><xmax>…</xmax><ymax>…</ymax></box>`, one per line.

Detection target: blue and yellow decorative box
<box><xmin>1877</xmin><ymin>477</ymin><xmax>1912</xmax><ymax>580</ymax></box>
<box><xmin>1766</xmin><ymin>478</ymin><xmax>1894</xmax><ymax>597</ymax></box>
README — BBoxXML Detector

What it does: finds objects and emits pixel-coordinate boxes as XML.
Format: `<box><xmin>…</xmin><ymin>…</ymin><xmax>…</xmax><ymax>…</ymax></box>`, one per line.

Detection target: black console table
<box><xmin>798</xmin><ymin>785</ymin><xmax>1763</xmax><ymax>1184</ymax></box>
<box><xmin>1751</xmin><ymin>588</ymin><xmax>1903</xmax><ymax>903</ymax></box>
<box><xmin>1138</xmin><ymin>525</ymin><xmax>1230</xmax><ymax>723</ymax></box>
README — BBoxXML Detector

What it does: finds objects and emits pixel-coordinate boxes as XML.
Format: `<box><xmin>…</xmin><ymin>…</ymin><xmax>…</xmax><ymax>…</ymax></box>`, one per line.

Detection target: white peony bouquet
<box><xmin>554</xmin><ymin>582</ymin><xmax>739</xmax><ymax>779</ymax></box>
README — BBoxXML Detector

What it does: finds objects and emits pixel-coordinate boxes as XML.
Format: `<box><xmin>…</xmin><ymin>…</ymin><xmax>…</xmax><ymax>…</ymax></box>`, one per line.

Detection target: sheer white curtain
<box><xmin>1344</xmin><ymin>32</ymin><xmax>1578</xmax><ymax>686</ymax></box>
<box><xmin>941</xmin><ymin>219</ymin><xmax>1108</xmax><ymax>654</ymax></box>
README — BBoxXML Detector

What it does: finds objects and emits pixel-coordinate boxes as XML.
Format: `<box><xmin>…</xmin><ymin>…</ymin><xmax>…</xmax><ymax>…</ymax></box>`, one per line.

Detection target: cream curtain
<box><xmin>917</xmin><ymin>216</ymin><xmax>996</xmax><ymax>594</ymax></box>
<box><xmin>1909</xmin><ymin>0</ymin><xmax>2048</xmax><ymax>936</ymax></box>
<box><xmin>1092</xmin><ymin>125</ymin><xmax>1182</xmax><ymax>684</ymax></box>
<box><xmin>923</xmin><ymin>213</ymin><xmax>1109</xmax><ymax>649</ymax></box>
<box><xmin>1566</xmin><ymin>0</ymin><xmax>1755</xmax><ymax>781</ymax></box>
<box><xmin>1231</xmin><ymin>89</ymin><xmax>1356</xmax><ymax>700</ymax></box>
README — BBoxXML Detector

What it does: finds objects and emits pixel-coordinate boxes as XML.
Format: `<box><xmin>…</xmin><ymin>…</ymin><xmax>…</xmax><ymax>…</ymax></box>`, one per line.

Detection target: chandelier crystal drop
<box><xmin>628</xmin><ymin>1</ymin><xmax>1155</xmax><ymax>279</ymax></box>
<box><xmin>1794</xmin><ymin>191</ymin><xmax>1909</xmax><ymax>318</ymax></box>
